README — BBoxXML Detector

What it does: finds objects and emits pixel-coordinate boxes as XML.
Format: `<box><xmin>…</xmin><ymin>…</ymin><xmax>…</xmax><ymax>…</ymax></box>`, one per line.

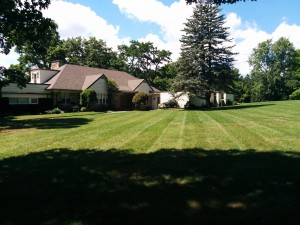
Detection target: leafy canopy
<box><xmin>249</xmin><ymin>37</ymin><xmax>298</xmax><ymax>101</ymax></box>
<box><xmin>1</xmin><ymin>0</ymin><xmax>57</xmax><ymax>90</ymax></box>
<box><xmin>118</xmin><ymin>40</ymin><xmax>172</xmax><ymax>88</ymax></box>
<box><xmin>0</xmin><ymin>0</ymin><xmax>57</xmax><ymax>55</ymax></box>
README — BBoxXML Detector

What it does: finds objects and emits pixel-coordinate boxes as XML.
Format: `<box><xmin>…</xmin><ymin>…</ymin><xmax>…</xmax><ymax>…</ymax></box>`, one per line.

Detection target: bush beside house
<box><xmin>80</xmin><ymin>89</ymin><xmax>98</xmax><ymax>111</ymax></box>
<box><xmin>132</xmin><ymin>92</ymin><xmax>148</xmax><ymax>110</ymax></box>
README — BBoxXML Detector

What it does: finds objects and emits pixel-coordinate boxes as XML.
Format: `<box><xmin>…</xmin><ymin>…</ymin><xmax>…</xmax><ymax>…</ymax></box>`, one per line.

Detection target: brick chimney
<box><xmin>51</xmin><ymin>60</ymin><xmax>65</xmax><ymax>70</ymax></box>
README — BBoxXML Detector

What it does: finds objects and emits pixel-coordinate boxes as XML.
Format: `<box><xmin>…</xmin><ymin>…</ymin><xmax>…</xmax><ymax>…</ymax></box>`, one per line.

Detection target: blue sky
<box><xmin>223</xmin><ymin>0</ymin><xmax>300</xmax><ymax>32</ymax></box>
<box><xmin>2</xmin><ymin>0</ymin><xmax>300</xmax><ymax>75</ymax></box>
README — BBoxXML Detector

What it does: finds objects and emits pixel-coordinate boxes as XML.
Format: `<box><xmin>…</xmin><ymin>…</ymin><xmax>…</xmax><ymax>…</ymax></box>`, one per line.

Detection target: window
<box><xmin>97</xmin><ymin>94</ymin><xmax>108</xmax><ymax>104</ymax></box>
<box><xmin>31</xmin><ymin>73</ymin><xmax>37</xmax><ymax>83</ymax></box>
<box><xmin>58</xmin><ymin>93</ymin><xmax>71</xmax><ymax>104</ymax></box>
<box><xmin>9</xmin><ymin>98</ymin><xmax>19</xmax><ymax>104</ymax></box>
<box><xmin>8</xmin><ymin>98</ymin><xmax>39</xmax><ymax>105</ymax></box>
<box><xmin>30</xmin><ymin>98</ymin><xmax>38</xmax><ymax>104</ymax></box>
<box><xmin>19</xmin><ymin>98</ymin><xmax>29</xmax><ymax>104</ymax></box>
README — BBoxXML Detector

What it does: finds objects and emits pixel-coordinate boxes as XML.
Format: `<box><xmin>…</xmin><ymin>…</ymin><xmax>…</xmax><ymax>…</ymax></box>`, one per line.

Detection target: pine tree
<box><xmin>174</xmin><ymin>0</ymin><xmax>236</xmax><ymax>107</ymax></box>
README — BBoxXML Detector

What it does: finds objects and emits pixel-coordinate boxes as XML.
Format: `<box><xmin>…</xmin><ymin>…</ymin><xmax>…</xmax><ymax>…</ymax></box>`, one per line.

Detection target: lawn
<box><xmin>0</xmin><ymin>101</ymin><xmax>300</xmax><ymax>225</ymax></box>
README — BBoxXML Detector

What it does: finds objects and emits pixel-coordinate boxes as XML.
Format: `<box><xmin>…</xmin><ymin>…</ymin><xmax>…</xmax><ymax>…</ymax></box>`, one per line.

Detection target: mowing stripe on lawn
<box><xmin>106</xmin><ymin>110</ymin><xmax>176</xmax><ymax>151</ymax></box>
<box><xmin>177</xmin><ymin>110</ymin><xmax>187</xmax><ymax>150</ymax></box>
<box><xmin>123</xmin><ymin>111</ymin><xmax>181</xmax><ymax>153</ymax></box>
<box><xmin>70</xmin><ymin>111</ymin><xmax>165</xmax><ymax>150</ymax></box>
<box><xmin>146</xmin><ymin>110</ymin><xmax>187</xmax><ymax>152</ymax></box>
<box><xmin>196</xmin><ymin>110</ymin><xmax>245</xmax><ymax>150</ymax></box>
<box><xmin>219</xmin><ymin>109</ymin><xmax>295</xmax><ymax>150</ymax></box>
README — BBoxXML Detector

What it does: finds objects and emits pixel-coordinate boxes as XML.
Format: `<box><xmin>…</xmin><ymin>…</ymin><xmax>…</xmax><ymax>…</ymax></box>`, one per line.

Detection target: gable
<box><xmin>134</xmin><ymin>81</ymin><xmax>154</xmax><ymax>94</ymax></box>
<box><xmin>88</xmin><ymin>76</ymin><xmax>108</xmax><ymax>94</ymax></box>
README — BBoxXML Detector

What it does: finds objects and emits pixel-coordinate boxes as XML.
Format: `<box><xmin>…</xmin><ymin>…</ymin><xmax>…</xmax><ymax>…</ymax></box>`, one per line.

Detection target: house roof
<box><xmin>45</xmin><ymin>64</ymin><xmax>159</xmax><ymax>92</ymax></box>
<box><xmin>151</xmin><ymin>86</ymin><xmax>161</xmax><ymax>93</ymax></box>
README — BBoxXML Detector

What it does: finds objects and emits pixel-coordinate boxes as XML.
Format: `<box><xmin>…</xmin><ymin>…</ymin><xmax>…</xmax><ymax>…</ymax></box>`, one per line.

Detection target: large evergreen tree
<box><xmin>174</xmin><ymin>0</ymin><xmax>236</xmax><ymax>107</ymax></box>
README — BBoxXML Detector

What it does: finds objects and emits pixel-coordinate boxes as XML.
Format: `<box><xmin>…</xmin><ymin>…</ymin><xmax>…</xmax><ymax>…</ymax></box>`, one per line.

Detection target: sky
<box><xmin>2</xmin><ymin>0</ymin><xmax>300</xmax><ymax>75</ymax></box>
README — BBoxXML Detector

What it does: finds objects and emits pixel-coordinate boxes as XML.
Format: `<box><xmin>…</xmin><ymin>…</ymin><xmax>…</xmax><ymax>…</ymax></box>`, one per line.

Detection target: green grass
<box><xmin>0</xmin><ymin>101</ymin><xmax>300</xmax><ymax>225</ymax></box>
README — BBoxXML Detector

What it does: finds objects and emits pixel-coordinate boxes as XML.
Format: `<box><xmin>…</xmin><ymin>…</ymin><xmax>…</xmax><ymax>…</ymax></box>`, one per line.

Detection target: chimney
<box><xmin>51</xmin><ymin>60</ymin><xmax>65</xmax><ymax>70</ymax></box>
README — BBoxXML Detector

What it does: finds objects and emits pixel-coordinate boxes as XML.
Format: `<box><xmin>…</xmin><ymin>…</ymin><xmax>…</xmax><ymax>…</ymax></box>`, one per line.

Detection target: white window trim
<box><xmin>9</xmin><ymin>98</ymin><xmax>39</xmax><ymax>105</ymax></box>
<box><xmin>97</xmin><ymin>93</ymin><xmax>108</xmax><ymax>104</ymax></box>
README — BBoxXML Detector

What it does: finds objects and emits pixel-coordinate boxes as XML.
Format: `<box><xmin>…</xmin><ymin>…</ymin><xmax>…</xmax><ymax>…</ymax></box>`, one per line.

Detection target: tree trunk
<box><xmin>205</xmin><ymin>92</ymin><xmax>211</xmax><ymax>108</ymax></box>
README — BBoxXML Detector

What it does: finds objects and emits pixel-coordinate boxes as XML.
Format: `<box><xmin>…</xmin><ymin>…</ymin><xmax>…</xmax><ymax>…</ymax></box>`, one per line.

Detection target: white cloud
<box><xmin>43</xmin><ymin>0</ymin><xmax>129</xmax><ymax>49</ymax></box>
<box><xmin>113</xmin><ymin>0</ymin><xmax>194</xmax><ymax>60</ymax></box>
<box><xmin>272</xmin><ymin>22</ymin><xmax>300</xmax><ymax>48</ymax></box>
<box><xmin>0</xmin><ymin>49</ymin><xmax>19</xmax><ymax>68</ymax></box>
<box><xmin>226</xmin><ymin>13</ymin><xmax>271</xmax><ymax>75</ymax></box>
<box><xmin>1</xmin><ymin>0</ymin><xmax>130</xmax><ymax>67</ymax></box>
<box><xmin>226</xmin><ymin>13</ymin><xmax>300</xmax><ymax>75</ymax></box>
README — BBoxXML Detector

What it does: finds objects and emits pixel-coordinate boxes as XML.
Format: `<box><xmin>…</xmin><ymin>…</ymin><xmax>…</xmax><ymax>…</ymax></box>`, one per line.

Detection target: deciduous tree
<box><xmin>0</xmin><ymin>0</ymin><xmax>56</xmax><ymax>55</ymax></box>
<box><xmin>60</xmin><ymin>37</ymin><xmax>125</xmax><ymax>70</ymax></box>
<box><xmin>118</xmin><ymin>41</ymin><xmax>172</xmax><ymax>87</ymax></box>
<box><xmin>249</xmin><ymin>38</ymin><xmax>298</xmax><ymax>101</ymax></box>
<box><xmin>16</xmin><ymin>29</ymin><xmax>61</xmax><ymax>71</ymax></box>
<box><xmin>1</xmin><ymin>0</ymin><xmax>57</xmax><ymax>91</ymax></box>
<box><xmin>154</xmin><ymin>62</ymin><xmax>179</xmax><ymax>91</ymax></box>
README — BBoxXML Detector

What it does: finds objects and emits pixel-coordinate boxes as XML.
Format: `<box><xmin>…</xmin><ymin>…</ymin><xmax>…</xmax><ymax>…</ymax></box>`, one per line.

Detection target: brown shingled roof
<box><xmin>45</xmin><ymin>64</ymin><xmax>158</xmax><ymax>92</ymax></box>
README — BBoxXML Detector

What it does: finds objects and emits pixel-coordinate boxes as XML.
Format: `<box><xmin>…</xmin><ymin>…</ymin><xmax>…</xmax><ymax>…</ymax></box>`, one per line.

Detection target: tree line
<box><xmin>10</xmin><ymin>32</ymin><xmax>300</xmax><ymax>102</ymax></box>
<box><xmin>1</xmin><ymin>0</ymin><xmax>300</xmax><ymax>103</ymax></box>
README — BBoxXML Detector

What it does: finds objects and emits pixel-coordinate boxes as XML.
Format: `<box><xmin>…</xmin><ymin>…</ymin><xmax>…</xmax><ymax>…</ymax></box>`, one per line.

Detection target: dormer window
<box><xmin>30</xmin><ymin>69</ymin><xmax>58</xmax><ymax>84</ymax></box>
<box><xmin>31</xmin><ymin>72</ymin><xmax>37</xmax><ymax>83</ymax></box>
<box><xmin>30</xmin><ymin>71</ymin><xmax>40</xmax><ymax>83</ymax></box>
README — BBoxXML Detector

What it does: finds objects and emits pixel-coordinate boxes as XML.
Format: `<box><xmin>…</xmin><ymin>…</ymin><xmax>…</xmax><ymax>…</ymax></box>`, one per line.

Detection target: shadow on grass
<box><xmin>1</xmin><ymin>148</ymin><xmax>299</xmax><ymax>225</ymax></box>
<box><xmin>0</xmin><ymin>116</ymin><xmax>93</xmax><ymax>130</ymax></box>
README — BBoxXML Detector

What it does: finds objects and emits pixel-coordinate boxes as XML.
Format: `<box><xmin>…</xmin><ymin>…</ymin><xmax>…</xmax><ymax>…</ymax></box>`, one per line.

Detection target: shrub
<box><xmin>132</xmin><ymin>92</ymin><xmax>148</xmax><ymax>109</ymax></box>
<box><xmin>72</xmin><ymin>105</ymin><xmax>79</xmax><ymax>112</ymax></box>
<box><xmin>45</xmin><ymin>108</ymin><xmax>64</xmax><ymax>114</ymax></box>
<box><xmin>242</xmin><ymin>95</ymin><xmax>251</xmax><ymax>103</ymax></box>
<box><xmin>80</xmin><ymin>89</ymin><xmax>98</xmax><ymax>110</ymax></box>
<box><xmin>158</xmin><ymin>99</ymin><xmax>179</xmax><ymax>109</ymax></box>
<box><xmin>80</xmin><ymin>107</ymin><xmax>87</xmax><ymax>112</ymax></box>
<box><xmin>108</xmin><ymin>79</ymin><xmax>119</xmax><ymax>109</ymax></box>
<box><xmin>164</xmin><ymin>98</ymin><xmax>178</xmax><ymax>108</ymax></box>
<box><xmin>58</xmin><ymin>104</ymin><xmax>73</xmax><ymax>112</ymax></box>
<box><xmin>158</xmin><ymin>103</ymin><xmax>166</xmax><ymax>109</ymax></box>
<box><xmin>226</xmin><ymin>99</ymin><xmax>233</xmax><ymax>105</ymax></box>
<box><xmin>289</xmin><ymin>89</ymin><xmax>300</xmax><ymax>100</ymax></box>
